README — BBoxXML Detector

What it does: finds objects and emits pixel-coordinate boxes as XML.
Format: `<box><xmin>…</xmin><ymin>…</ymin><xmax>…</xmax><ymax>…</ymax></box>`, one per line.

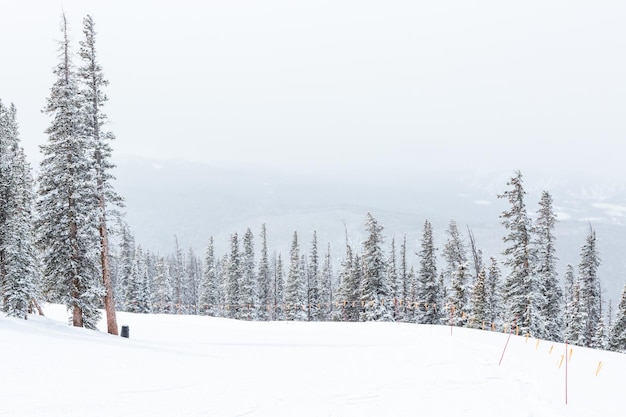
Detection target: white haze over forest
<box><xmin>114</xmin><ymin>158</ymin><xmax>626</xmax><ymax>312</ymax></box>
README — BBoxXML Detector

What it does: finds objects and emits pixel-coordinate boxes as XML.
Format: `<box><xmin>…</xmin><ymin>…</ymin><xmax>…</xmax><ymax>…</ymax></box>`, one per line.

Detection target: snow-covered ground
<box><xmin>1</xmin><ymin>305</ymin><xmax>623</xmax><ymax>417</ymax></box>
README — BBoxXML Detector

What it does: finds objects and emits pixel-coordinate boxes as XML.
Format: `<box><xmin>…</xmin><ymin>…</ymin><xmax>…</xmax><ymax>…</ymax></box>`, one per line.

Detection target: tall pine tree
<box><xmin>285</xmin><ymin>232</ymin><xmax>306</xmax><ymax>320</ymax></box>
<box><xmin>360</xmin><ymin>213</ymin><xmax>391</xmax><ymax>321</ymax></box>
<box><xmin>534</xmin><ymin>191</ymin><xmax>562</xmax><ymax>341</ymax></box>
<box><xmin>498</xmin><ymin>171</ymin><xmax>537</xmax><ymax>336</ymax></box>
<box><xmin>37</xmin><ymin>14</ymin><xmax>104</xmax><ymax>328</ymax></box>
<box><xmin>416</xmin><ymin>220</ymin><xmax>441</xmax><ymax>324</ymax></box>
<box><xmin>78</xmin><ymin>14</ymin><xmax>123</xmax><ymax>334</ymax></box>
<box><xmin>578</xmin><ymin>225</ymin><xmax>602</xmax><ymax>347</ymax></box>
<box><xmin>0</xmin><ymin>103</ymin><xmax>39</xmax><ymax>318</ymax></box>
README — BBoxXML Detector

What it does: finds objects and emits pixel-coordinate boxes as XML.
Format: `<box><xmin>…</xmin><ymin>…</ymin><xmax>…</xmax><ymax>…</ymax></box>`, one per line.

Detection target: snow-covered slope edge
<box><xmin>2</xmin><ymin>305</ymin><xmax>623</xmax><ymax>417</ymax></box>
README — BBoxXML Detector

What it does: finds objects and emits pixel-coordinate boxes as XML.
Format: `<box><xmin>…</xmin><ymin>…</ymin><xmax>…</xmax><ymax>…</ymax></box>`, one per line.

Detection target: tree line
<box><xmin>1</xmin><ymin>14</ymin><xmax>626</xmax><ymax>354</ymax></box>
<box><xmin>108</xmin><ymin>172</ymin><xmax>626</xmax><ymax>353</ymax></box>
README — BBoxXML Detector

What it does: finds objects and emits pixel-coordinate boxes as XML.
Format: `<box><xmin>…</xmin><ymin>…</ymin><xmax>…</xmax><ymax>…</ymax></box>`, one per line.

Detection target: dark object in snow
<box><xmin>121</xmin><ymin>325</ymin><xmax>130</xmax><ymax>338</ymax></box>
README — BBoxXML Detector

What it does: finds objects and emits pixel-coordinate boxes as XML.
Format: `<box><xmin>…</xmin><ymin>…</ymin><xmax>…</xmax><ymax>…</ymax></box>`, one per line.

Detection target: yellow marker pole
<box><xmin>525</xmin><ymin>334</ymin><xmax>529</xmax><ymax>343</ymax></box>
<box><xmin>549</xmin><ymin>344</ymin><xmax>554</xmax><ymax>355</ymax></box>
<box><xmin>536</xmin><ymin>339</ymin><xmax>540</xmax><ymax>350</ymax></box>
<box><xmin>596</xmin><ymin>361</ymin><xmax>603</xmax><ymax>377</ymax></box>
<box><xmin>569</xmin><ymin>348</ymin><xmax>573</xmax><ymax>362</ymax></box>
<box><xmin>559</xmin><ymin>355</ymin><xmax>564</xmax><ymax>368</ymax></box>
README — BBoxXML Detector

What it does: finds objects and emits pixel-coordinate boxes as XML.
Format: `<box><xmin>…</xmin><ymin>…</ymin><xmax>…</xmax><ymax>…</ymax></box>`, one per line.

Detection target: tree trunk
<box><xmin>72</xmin><ymin>285</ymin><xmax>84</xmax><ymax>327</ymax></box>
<box><xmin>100</xmin><ymin>215</ymin><xmax>118</xmax><ymax>335</ymax></box>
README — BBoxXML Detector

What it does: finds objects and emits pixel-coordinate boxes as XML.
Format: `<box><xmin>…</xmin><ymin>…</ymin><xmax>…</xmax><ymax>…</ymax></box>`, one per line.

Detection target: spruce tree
<box><xmin>399</xmin><ymin>235</ymin><xmax>409</xmax><ymax>321</ymax></box>
<box><xmin>442</xmin><ymin>220</ymin><xmax>467</xmax><ymax>287</ymax></box>
<box><xmin>608</xmin><ymin>284</ymin><xmax>626</xmax><ymax>352</ymax></box>
<box><xmin>37</xmin><ymin>14</ymin><xmax>104</xmax><ymax>328</ymax></box>
<box><xmin>0</xmin><ymin>103</ymin><xmax>39</xmax><ymax>318</ymax></box>
<box><xmin>199</xmin><ymin>237</ymin><xmax>219</xmax><ymax>316</ymax></box>
<box><xmin>225</xmin><ymin>233</ymin><xmax>240</xmax><ymax>319</ymax></box>
<box><xmin>239</xmin><ymin>228</ymin><xmax>257</xmax><ymax>320</ymax></box>
<box><xmin>450</xmin><ymin>262</ymin><xmax>471</xmax><ymax>327</ymax></box>
<box><xmin>257</xmin><ymin>225</ymin><xmax>271</xmax><ymax>320</ymax></box>
<box><xmin>485</xmin><ymin>257</ymin><xmax>503</xmax><ymax>328</ymax></box>
<box><xmin>386</xmin><ymin>237</ymin><xmax>400</xmax><ymax>320</ymax></box>
<box><xmin>152</xmin><ymin>256</ymin><xmax>173</xmax><ymax>314</ymax></box>
<box><xmin>534</xmin><ymin>191</ymin><xmax>562</xmax><ymax>341</ymax></box>
<box><xmin>360</xmin><ymin>213</ymin><xmax>391</xmax><ymax>321</ymax></box>
<box><xmin>498</xmin><ymin>171</ymin><xmax>537</xmax><ymax>336</ymax></box>
<box><xmin>564</xmin><ymin>279</ymin><xmax>586</xmax><ymax>346</ymax></box>
<box><xmin>285</xmin><ymin>232</ymin><xmax>306</xmax><ymax>320</ymax></box>
<box><xmin>272</xmin><ymin>253</ymin><xmax>285</xmax><ymax>320</ymax></box>
<box><xmin>319</xmin><ymin>244</ymin><xmax>333</xmax><ymax>321</ymax></box>
<box><xmin>335</xmin><ymin>241</ymin><xmax>360</xmax><ymax>322</ymax></box>
<box><xmin>126</xmin><ymin>246</ymin><xmax>150</xmax><ymax>313</ymax></box>
<box><xmin>78</xmin><ymin>14</ymin><xmax>123</xmax><ymax>334</ymax></box>
<box><xmin>307</xmin><ymin>231</ymin><xmax>320</xmax><ymax>321</ymax></box>
<box><xmin>114</xmin><ymin>219</ymin><xmax>135</xmax><ymax>310</ymax></box>
<box><xmin>469</xmin><ymin>266</ymin><xmax>488</xmax><ymax>329</ymax></box>
<box><xmin>171</xmin><ymin>237</ymin><xmax>187</xmax><ymax>313</ymax></box>
<box><xmin>578</xmin><ymin>225</ymin><xmax>602</xmax><ymax>347</ymax></box>
<box><xmin>416</xmin><ymin>220</ymin><xmax>441</xmax><ymax>324</ymax></box>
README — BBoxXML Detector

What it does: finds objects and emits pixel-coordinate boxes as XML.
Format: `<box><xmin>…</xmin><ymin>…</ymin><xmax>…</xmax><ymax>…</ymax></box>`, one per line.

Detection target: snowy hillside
<box><xmin>1</xmin><ymin>305</ymin><xmax>623</xmax><ymax>417</ymax></box>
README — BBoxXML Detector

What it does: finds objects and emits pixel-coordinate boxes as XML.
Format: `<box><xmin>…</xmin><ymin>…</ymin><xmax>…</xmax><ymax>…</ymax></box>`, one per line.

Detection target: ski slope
<box><xmin>0</xmin><ymin>305</ymin><xmax>622</xmax><ymax>417</ymax></box>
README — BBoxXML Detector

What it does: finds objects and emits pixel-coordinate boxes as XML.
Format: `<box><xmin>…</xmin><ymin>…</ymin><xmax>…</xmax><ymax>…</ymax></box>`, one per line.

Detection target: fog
<box><xmin>2</xmin><ymin>1</ymin><xmax>625</xmax><ymax>181</ymax></box>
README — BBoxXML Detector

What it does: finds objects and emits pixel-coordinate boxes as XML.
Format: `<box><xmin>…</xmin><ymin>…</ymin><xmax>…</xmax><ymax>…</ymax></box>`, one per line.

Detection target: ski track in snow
<box><xmin>0</xmin><ymin>304</ymin><xmax>623</xmax><ymax>417</ymax></box>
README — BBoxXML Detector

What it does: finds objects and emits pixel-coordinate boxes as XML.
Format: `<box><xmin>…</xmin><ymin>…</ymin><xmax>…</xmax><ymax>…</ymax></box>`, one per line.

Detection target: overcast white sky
<box><xmin>2</xmin><ymin>1</ymin><xmax>625</xmax><ymax>178</ymax></box>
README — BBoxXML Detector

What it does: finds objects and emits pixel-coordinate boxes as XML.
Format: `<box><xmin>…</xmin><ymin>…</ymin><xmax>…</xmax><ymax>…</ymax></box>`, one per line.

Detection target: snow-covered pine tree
<box><xmin>78</xmin><ymin>14</ymin><xmax>123</xmax><ymax>334</ymax></box>
<box><xmin>534</xmin><ymin>191</ymin><xmax>562</xmax><ymax>341</ymax></box>
<box><xmin>416</xmin><ymin>220</ymin><xmax>441</xmax><ymax>325</ymax></box>
<box><xmin>152</xmin><ymin>256</ymin><xmax>173</xmax><ymax>313</ymax></box>
<box><xmin>126</xmin><ymin>246</ymin><xmax>150</xmax><ymax>313</ymax></box>
<box><xmin>335</xmin><ymin>240</ymin><xmax>359</xmax><ymax>321</ymax></box>
<box><xmin>577</xmin><ymin>225</ymin><xmax>602</xmax><ymax>347</ymax></box>
<box><xmin>498</xmin><ymin>171</ymin><xmax>537</xmax><ymax>336</ymax></box>
<box><xmin>469</xmin><ymin>266</ymin><xmax>488</xmax><ymax>329</ymax></box>
<box><xmin>450</xmin><ymin>262</ymin><xmax>471</xmax><ymax>327</ymax></box>
<box><xmin>442</xmin><ymin>220</ymin><xmax>467</xmax><ymax>290</ymax></box>
<box><xmin>272</xmin><ymin>253</ymin><xmax>285</xmax><ymax>320</ymax></box>
<box><xmin>185</xmin><ymin>248</ymin><xmax>201</xmax><ymax>314</ymax></box>
<box><xmin>113</xmin><ymin>219</ymin><xmax>134</xmax><ymax>310</ymax></box>
<box><xmin>608</xmin><ymin>284</ymin><xmax>626</xmax><ymax>352</ymax></box>
<box><xmin>467</xmin><ymin>226</ymin><xmax>484</xmax><ymax>280</ymax></box>
<box><xmin>0</xmin><ymin>100</ymin><xmax>11</xmax><ymax>305</ymax></box>
<box><xmin>285</xmin><ymin>232</ymin><xmax>306</xmax><ymax>320</ymax></box>
<box><xmin>218</xmin><ymin>254</ymin><xmax>229</xmax><ymax>317</ymax></box>
<box><xmin>592</xmin><ymin>317</ymin><xmax>607</xmax><ymax>350</ymax></box>
<box><xmin>225</xmin><ymin>233</ymin><xmax>240</xmax><ymax>319</ymax></box>
<box><xmin>564</xmin><ymin>279</ymin><xmax>586</xmax><ymax>346</ymax></box>
<box><xmin>485</xmin><ymin>257</ymin><xmax>503</xmax><ymax>329</ymax></box>
<box><xmin>257</xmin><ymin>225</ymin><xmax>271</xmax><ymax>320</ymax></box>
<box><xmin>319</xmin><ymin>243</ymin><xmax>333</xmax><ymax>321</ymax></box>
<box><xmin>399</xmin><ymin>235</ymin><xmax>409</xmax><ymax>321</ymax></box>
<box><xmin>307</xmin><ymin>231</ymin><xmax>320</xmax><ymax>321</ymax></box>
<box><xmin>564</xmin><ymin>264</ymin><xmax>575</xmax><ymax>308</ymax></box>
<box><xmin>170</xmin><ymin>236</ymin><xmax>187</xmax><ymax>314</ymax></box>
<box><xmin>36</xmin><ymin>14</ymin><xmax>104</xmax><ymax>328</ymax></box>
<box><xmin>360</xmin><ymin>213</ymin><xmax>391</xmax><ymax>322</ymax></box>
<box><xmin>239</xmin><ymin>228</ymin><xmax>257</xmax><ymax>320</ymax></box>
<box><xmin>386</xmin><ymin>237</ymin><xmax>400</xmax><ymax>320</ymax></box>
<box><xmin>0</xmin><ymin>103</ymin><xmax>39</xmax><ymax>318</ymax></box>
<box><xmin>199</xmin><ymin>237</ymin><xmax>219</xmax><ymax>316</ymax></box>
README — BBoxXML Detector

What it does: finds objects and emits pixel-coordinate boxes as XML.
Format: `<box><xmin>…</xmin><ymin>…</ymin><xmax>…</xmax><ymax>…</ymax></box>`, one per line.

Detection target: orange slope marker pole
<box><xmin>499</xmin><ymin>316</ymin><xmax>518</xmax><ymax>366</ymax></box>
